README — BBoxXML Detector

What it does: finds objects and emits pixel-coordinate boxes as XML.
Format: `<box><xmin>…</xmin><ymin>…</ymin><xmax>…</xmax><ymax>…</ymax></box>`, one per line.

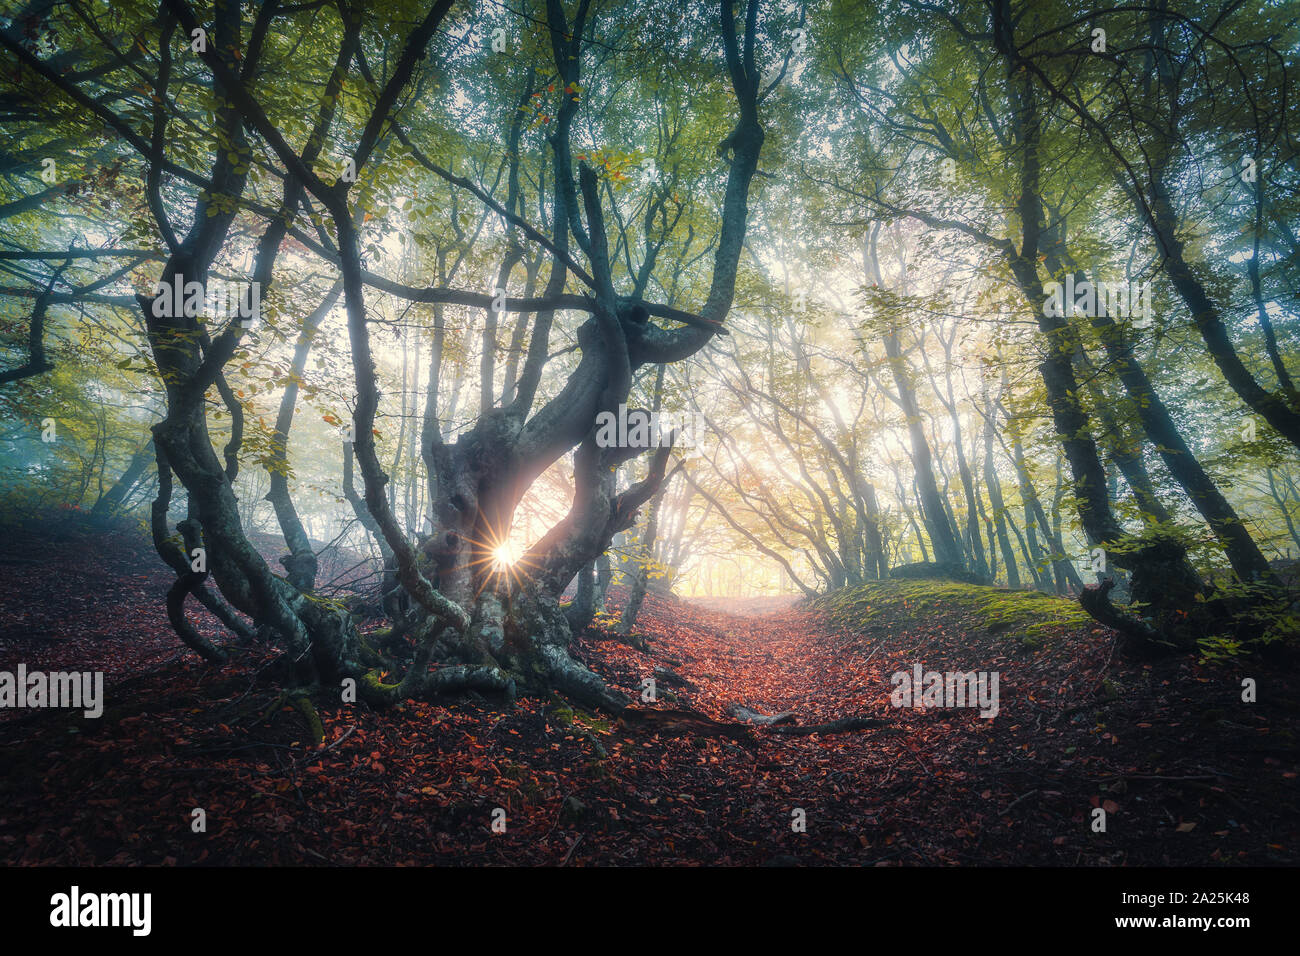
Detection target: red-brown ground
<box><xmin>1</xmin><ymin>516</ymin><xmax>1297</xmax><ymax>865</ymax></box>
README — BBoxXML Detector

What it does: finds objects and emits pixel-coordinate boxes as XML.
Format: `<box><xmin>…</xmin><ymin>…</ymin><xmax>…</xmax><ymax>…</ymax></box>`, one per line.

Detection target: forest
<box><xmin>0</xmin><ymin>0</ymin><xmax>1297</xmax><ymax>876</ymax></box>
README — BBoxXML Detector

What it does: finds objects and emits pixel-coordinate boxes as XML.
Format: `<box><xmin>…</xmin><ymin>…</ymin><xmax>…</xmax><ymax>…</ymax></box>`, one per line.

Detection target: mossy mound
<box><xmin>810</xmin><ymin>578</ymin><xmax>1092</xmax><ymax>640</ymax></box>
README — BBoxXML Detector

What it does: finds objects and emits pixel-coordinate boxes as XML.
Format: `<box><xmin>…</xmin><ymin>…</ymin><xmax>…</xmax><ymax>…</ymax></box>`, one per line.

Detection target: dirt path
<box><xmin>579</xmin><ymin>590</ymin><xmax>1298</xmax><ymax>866</ymax></box>
<box><xmin>627</xmin><ymin>598</ymin><xmax>897</xmax><ymax>724</ymax></box>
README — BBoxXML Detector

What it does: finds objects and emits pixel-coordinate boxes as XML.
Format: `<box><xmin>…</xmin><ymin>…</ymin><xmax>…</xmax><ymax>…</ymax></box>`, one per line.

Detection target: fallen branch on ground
<box><xmin>619</xmin><ymin>707</ymin><xmax>755</xmax><ymax>743</ymax></box>
<box><xmin>729</xmin><ymin>703</ymin><xmax>890</xmax><ymax>735</ymax></box>
<box><xmin>622</xmin><ymin>701</ymin><xmax>892</xmax><ymax>741</ymax></box>
<box><xmin>728</xmin><ymin>703</ymin><xmax>797</xmax><ymax>726</ymax></box>
<box><xmin>765</xmin><ymin>716</ymin><xmax>891</xmax><ymax>736</ymax></box>
<box><xmin>655</xmin><ymin>666</ymin><xmax>696</xmax><ymax>690</ymax></box>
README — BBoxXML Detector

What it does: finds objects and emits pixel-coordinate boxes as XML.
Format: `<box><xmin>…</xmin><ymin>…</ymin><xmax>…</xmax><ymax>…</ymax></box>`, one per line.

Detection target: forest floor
<box><xmin>1</xmin><ymin>514</ymin><xmax>1297</xmax><ymax>866</ymax></box>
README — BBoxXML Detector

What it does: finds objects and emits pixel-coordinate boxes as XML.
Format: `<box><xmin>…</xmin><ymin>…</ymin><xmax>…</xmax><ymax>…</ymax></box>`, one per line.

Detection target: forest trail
<box><xmin>1</xmin><ymin>519</ymin><xmax>1297</xmax><ymax>866</ymax></box>
<box><xmin>605</xmin><ymin>595</ymin><xmax>902</xmax><ymax>726</ymax></box>
<box><xmin>577</xmin><ymin>586</ymin><xmax>1298</xmax><ymax>865</ymax></box>
<box><xmin>594</xmin><ymin>586</ymin><xmax>1083</xmax><ymax>730</ymax></box>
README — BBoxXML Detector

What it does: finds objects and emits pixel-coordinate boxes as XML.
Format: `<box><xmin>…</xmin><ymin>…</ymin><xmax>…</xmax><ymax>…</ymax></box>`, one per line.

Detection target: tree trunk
<box><xmin>980</xmin><ymin>382</ymin><xmax>1021</xmax><ymax>588</ymax></box>
<box><xmin>882</xmin><ymin>328</ymin><xmax>964</xmax><ymax>567</ymax></box>
<box><xmin>90</xmin><ymin>438</ymin><xmax>155</xmax><ymax>522</ymax></box>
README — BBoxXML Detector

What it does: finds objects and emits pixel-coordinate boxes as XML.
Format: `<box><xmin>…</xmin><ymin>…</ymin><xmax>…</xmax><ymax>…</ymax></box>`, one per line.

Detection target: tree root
<box><xmin>289</xmin><ymin>692</ymin><xmax>324</xmax><ymax>746</ymax></box>
<box><xmin>359</xmin><ymin>656</ymin><xmax>517</xmax><ymax>708</ymax></box>
<box><xmin>764</xmin><ymin>716</ymin><xmax>890</xmax><ymax>736</ymax></box>
<box><xmin>1080</xmin><ymin>578</ymin><xmax>1172</xmax><ymax>653</ymax></box>
<box><xmin>624</xmin><ymin>703</ymin><xmax>891</xmax><ymax>740</ymax></box>
<box><xmin>726</xmin><ymin>703</ymin><xmax>889</xmax><ymax>735</ymax></box>
<box><xmin>654</xmin><ymin>666</ymin><xmax>696</xmax><ymax>690</ymax></box>
<box><xmin>728</xmin><ymin>703</ymin><xmax>796</xmax><ymax>725</ymax></box>
<box><xmin>541</xmin><ymin>644</ymin><xmax>629</xmax><ymax>715</ymax></box>
<box><xmin>166</xmin><ymin>574</ymin><xmax>229</xmax><ymax>664</ymax></box>
<box><xmin>365</xmin><ymin>609</ymin><xmax>421</xmax><ymax>652</ymax></box>
<box><xmin>425</xmin><ymin>665</ymin><xmax>517</xmax><ymax>702</ymax></box>
<box><xmin>620</xmin><ymin>707</ymin><xmax>756</xmax><ymax>743</ymax></box>
<box><xmin>192</xmin><ymin>583</ymin><xmax>256</xmax><ymax>644</ymax></box>
<box><xmin>259</xmin><ymin>689</ymin><xmax>324</xmax><ymax>746</ymax></box>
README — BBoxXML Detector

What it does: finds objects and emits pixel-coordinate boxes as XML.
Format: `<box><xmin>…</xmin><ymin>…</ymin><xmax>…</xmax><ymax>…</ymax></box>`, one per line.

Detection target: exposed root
<box><xmin>625</xmin><ymin>703</ymin><xmax>891</xmax><ymax>740</ymax></box>
<box><xmin>289</xmin><ymin>692</ymin><xmax>324</xmax><ymax>747</ymax></box>
<box><xmin>359</xmin><ymin>656</ymin><xmax>517</xmax><ymax>708</ymax></box>
<box><xmin>166</xmin><ymin>573</ymin><xmax>229</xmax><ymax>664</ymax></box>
<box><xmin>620</xmin><ymin>706</ymin><xmax>755</xmax><ymax>743</ymax></box>
<box><xmin>426</xmin><ymin>665</ymin><xmax>517</xmax><ymax>702</ymax></box>
<box><xmin>259</xmin><ymin>688</ymin><xmax>324</xmax><ymax>746</ymax></box>
<box><xmin>358</xmin><ymin>627</ymin><xmax>436</xmax><ymax>706</ymax></box>
<box><xmin>727</xmin><ymin>703</ymin><xmax>889</xmax><ymax>735</ymax></box>
<box><xmin>191</xmin><ymin>583</ymin><xmax>256</xmax><ymax>644</ymax></box>
<box><xmin>541</xmin><ymin>644</ymin><xmax>629</xmax><ymax>715</ymax></box>
<box><xmin>654</xmin><ymin>666</ymin><xmax>696</xmax><ymax>690</ymax></box>
<box><xmin>765</xmin><ymin>716</ymin><xmax>891</xmax><ymax>736</ymax></box>
<box><xmin>728</xmin><ymin>703</ymin><xmax>797</xmax><ymax>726</ymax></box>
<box><xmin>1080</xmin><ymin>578</ymin><xmax>1170</xmax><ymax>653</ymax></box>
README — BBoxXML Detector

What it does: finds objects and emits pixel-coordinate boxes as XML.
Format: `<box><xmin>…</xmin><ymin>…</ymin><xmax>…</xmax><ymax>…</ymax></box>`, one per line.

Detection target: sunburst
<box><xmin>492</xmin><ymin>542</ymin><xmax>520</xmax><ymax>570</ymax></box>
<box><xmin>452</xmin><ymin>522</ymin><xmax>539</xmax><ymax>599</ymax></box>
